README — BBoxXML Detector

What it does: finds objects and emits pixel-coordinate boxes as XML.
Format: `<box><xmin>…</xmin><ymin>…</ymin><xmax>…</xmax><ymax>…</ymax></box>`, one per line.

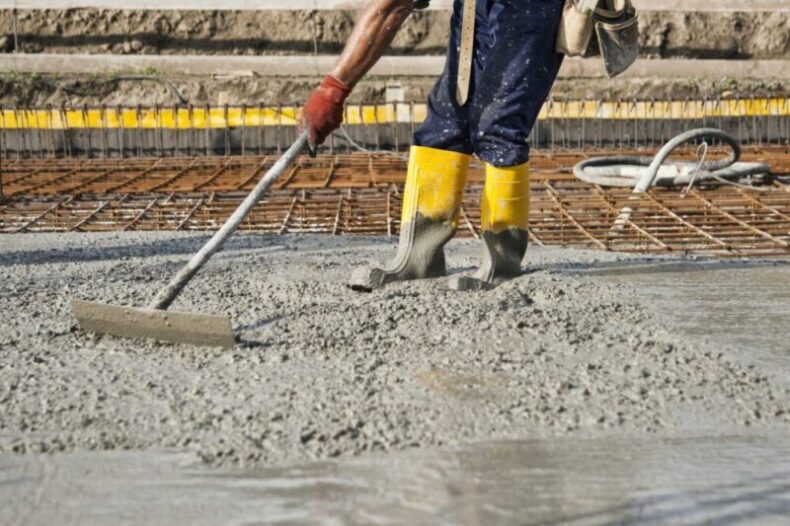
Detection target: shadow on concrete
<box><xmin>0</xmin><ymin>234</ymin><xmax>287</xmax><ymax>267</ymax></box>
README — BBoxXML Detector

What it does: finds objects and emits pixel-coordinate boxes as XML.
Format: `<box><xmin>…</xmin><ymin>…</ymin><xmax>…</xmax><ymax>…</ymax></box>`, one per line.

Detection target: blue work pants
<box><xmin>413</xmin><ymin>0</ymin><xmax>565</xmax><ymax>167</ymax></box>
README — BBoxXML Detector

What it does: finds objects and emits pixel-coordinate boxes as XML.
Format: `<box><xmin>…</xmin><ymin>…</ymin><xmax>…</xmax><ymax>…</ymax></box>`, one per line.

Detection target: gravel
<box><xmin>1</xmin><ymin>232</ymin><xmax>788</xmax><ymax>467</ymax></box>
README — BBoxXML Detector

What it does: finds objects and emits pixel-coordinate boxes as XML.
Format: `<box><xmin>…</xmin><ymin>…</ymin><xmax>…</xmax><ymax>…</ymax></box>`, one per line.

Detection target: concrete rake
<box><xmin>71</xmin><ymin>132</ymin><xmax>308</xmax><ymax>348</ymax></box>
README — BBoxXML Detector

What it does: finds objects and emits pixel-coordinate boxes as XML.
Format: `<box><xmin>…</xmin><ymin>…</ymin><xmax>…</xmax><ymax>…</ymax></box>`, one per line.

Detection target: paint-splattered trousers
<box><xmin>413</xmin><ymin>0</ymin><xmax>565</xmax><ymax>167</ymax></box>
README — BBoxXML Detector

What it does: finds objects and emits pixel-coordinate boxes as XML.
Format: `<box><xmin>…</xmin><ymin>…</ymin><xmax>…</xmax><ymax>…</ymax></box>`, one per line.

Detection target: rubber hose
<box><xmin>572</xmin><ymin>128</ymin><xmax>766</xmax><ymax>191</ymax></box>
<box><xmin>634</xmin><ymin>128</ymin><xmax>739</xmax><ymax>192</ymax></box>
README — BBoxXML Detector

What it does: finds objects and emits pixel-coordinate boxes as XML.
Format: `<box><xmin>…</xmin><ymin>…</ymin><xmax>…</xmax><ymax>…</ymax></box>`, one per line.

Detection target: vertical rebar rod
<box><xmin>188</xmin><ymin>104</ymin><xmax>195</xmax><ymax>157</ymax></box>
<box><xmin>222</xmin><ymin>103</ymin><xmax>230</xmax><ymax>156</ymax></box>
<box><xmin>240</xmin><ymin>103</ymin><xmax>247</xmax><ymax>157</ymax></box>
<box><xmin>0</xmin><ymin>105</ymin><xmax>6</xmax><ymax>161</ymax></box>
<box><xmin>100</xmin><ymin>104</ymin><xmax>108</xmax><ymax>158</ymax></box>
<box><xmin>136</xmin><ymin>104</ymin><xmax>143</xmax><ymax>158</ymax></box>
<box><xmin>117</xmin><ymin>105</ymin><xmax>125</xmax><ymax>159</ymax></box>
<box><xmin>173</xmin><ymin>103</ymin><xmax>180</xmax><ymax>157</ymax></box>
<box><xmin>277</xmin><ymin>103</ymin><xmax>283</xmax><ymax>155</ymax></box>
<box><xmin>256</xmin><ymin>102</ymin><xmax>263</xmax><ymax>156</ymax></box>
<box><xmin>204</xmin><ymin>104</ymin><xmax>211</xmax><ymax>157</ymax></box>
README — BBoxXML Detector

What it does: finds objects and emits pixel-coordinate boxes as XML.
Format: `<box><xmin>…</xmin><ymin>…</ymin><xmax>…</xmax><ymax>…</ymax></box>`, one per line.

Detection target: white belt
<box><xmin>456</xmin><ymin>0</ymin><xmax>476</xmax><ymax>106</ymax></box>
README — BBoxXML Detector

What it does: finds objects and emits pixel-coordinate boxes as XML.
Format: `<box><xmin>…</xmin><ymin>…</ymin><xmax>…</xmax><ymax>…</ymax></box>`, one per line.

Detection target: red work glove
<box><xmin>302</xmin><ymin>74</ymin><xmax>352</xmax><ymax>154</ymax></box>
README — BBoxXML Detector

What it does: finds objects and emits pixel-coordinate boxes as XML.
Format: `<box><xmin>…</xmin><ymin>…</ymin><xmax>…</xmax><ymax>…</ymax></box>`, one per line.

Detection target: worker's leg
<box><xmin>350</xmin><ymin>0</ymin><xmax>474</xmax><ymax>290</ymax></box>
<box><xmin>411</xmin><ymin>0</ymin><xmax>473</xmax><ymax>156</ymax></box>
<box><xmin>452</xmin><ymin>0</ymin><xmax>564</xmax><ymax>290</ymax></box>
<box><xmin>471</xmin><ymin>0</ymin><xmax>565</xmax><ymax>168</ymax></box>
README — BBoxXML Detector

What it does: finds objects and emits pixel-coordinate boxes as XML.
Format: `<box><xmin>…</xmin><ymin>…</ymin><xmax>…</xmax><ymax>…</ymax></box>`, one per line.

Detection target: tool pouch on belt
<box><xmin>556</xmin><ymin>0</ymin><xmax>639</xmax><ymax>78</ymax></box>
<box><xmin>595</xmin><ymin>0</ymin><xmax>639</xmax><ymax>77</ymax></box>
<box><xmin>556</xmin><ymin>0</ymin><xmax>598</xmax><ymax>57</ymax></box>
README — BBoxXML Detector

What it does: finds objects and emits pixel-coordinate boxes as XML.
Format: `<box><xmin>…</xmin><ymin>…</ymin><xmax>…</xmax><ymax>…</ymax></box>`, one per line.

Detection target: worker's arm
<box><xmin>331</xmin><ymin>0</ymin><xmax>417</xmax><ymax>86</ymax></box>
<box><xmin>302</xmin><ymin>0</ymin><xmax>423</xmax><ymax>149</ymax></box>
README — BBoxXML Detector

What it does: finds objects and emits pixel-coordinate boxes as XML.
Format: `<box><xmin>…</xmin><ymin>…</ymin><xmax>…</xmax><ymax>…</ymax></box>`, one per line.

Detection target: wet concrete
<box><xmin>1</xmin><ymin>232</ymin><xmax>788</xmax><ymax>468</ymax></box>
<box><xmin>2</xmin><ymin>434</ymin><xmax>790</xmax><ymax>525</ymax></box>
<box><xmin>592</xmin><ymin>263</ymin><xmax>790</xmax><ymax>388</ymax></box>
<box><xmin>2</xmin><ymin>232</ymin><xmax>790</xmax><ymax>523</ymax></box>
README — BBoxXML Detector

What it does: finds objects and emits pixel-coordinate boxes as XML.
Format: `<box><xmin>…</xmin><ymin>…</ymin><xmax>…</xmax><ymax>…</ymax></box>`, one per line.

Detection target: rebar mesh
<box><xmin>3</xmin><ymin>150</ymin><xmax>788</xmax><ymax>257</ymax></box>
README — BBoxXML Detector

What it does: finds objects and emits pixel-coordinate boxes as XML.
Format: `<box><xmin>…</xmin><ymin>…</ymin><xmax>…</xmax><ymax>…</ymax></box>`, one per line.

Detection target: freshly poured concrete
<box><xmin>3</xmin><ymin>232</ymin><xmax>790</xmax><ymax>524</ymax></box>
<box><xmin>1</xmin><ymin>232</ymin><xmax>788</xmax><ymax>468</ymax></box>
<box><xmin>3</xmin><ymin>434</ymin><xmax>790</xmax><ymax>525</ymax></box>
<box><xmin>595</xmin><ymin>264</ymin><xmax>790</xmax><ymax>388</ymax></box>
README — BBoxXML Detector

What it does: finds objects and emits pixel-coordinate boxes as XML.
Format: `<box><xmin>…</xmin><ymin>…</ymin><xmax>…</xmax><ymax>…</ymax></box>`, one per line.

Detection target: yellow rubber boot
<box><xmin>350</xmin><ymin>145</ymin><xmax>470</xmax><ymax>290</ymax></box>
<box><xmin>450</xmin><ymin>161</ymin><xmax>530</xmax><ymax>291</ymax></box>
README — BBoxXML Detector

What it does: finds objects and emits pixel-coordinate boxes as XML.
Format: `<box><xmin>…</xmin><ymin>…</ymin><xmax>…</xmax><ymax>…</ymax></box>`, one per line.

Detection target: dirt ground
<box><xmin>1</xmin><ymin>9</ymin><xmax>788</xmax><ymax>59</ymax></box>
<box><xmin>0</xmin><ymin>8</ymin><xmax>786</xmax><ymax>105</ymax></box>
<box><xmin>1</xmin><ymin>232</ymin><xmax>788</xmax><ymax>467</ymax></box>
<box><xmin>1</xmin><ymin>72</ymin><xmax>784</xmax><ymax>107</ymax></box>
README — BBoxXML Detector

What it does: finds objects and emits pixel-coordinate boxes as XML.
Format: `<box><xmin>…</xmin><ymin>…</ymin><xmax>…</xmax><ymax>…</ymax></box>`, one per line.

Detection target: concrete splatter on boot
<box><xmin>350</xmin><ymin>146</ymin><xmax>469</xmax><ymax>291</ymax></box>
<box><xmin>449</xmin><ymin>161</ymin><xmax>530</xmax><ymax>291</ymax></box>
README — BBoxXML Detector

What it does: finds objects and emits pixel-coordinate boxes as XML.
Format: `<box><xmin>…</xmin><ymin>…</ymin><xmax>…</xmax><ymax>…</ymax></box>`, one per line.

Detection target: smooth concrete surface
<box><xmin>3</xmin><ymin>434</ymin><xmax>790</xmax><ymax>525</ymax></box>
